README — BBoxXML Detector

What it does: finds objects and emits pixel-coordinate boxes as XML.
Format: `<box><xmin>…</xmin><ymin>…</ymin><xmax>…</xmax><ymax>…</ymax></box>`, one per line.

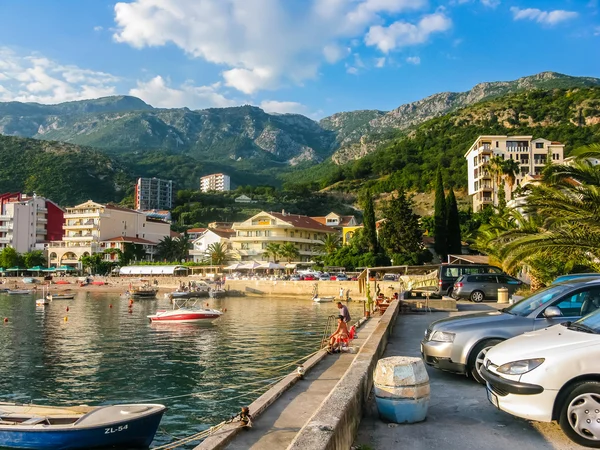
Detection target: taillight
<box><xmin>455</xmin><ymin>282</ymin><xmax>463</xmax><ymax>288</ymax></box>
<box><xmin>438</xmin><ymin>280</ymin><xmax>443</xmax><ymax>285</ymax></box>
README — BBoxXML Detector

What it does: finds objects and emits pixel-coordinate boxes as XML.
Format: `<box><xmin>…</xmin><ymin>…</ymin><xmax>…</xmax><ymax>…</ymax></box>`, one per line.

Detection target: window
<box><xmin>496</xmin><ymin>141</ymin><xmax>499</xmax><ymax>148</ymax></box>
<box><xmin>536</xmin><ymin>142</ymin><xmax>544</xmax><ymax>149</ymax></box>
<box><xmin>241</xmin><ymin>243</ymin><xmax>249</xmax><ymax>250</ymax></box>
<box><xmin>550</xmin><ymin>288</ymin><xmax>600</xmax><ymax>317</ymax></box>
<box><xmin>290</xmin><ymin>232</ymin><xmax>295</xmax><ymax>238</ymax></box>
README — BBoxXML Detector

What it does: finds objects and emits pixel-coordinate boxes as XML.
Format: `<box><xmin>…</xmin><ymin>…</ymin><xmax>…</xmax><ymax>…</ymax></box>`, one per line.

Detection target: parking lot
<box><xmin>354</xmin><ymin>302</ymin><xmax>588</xmax><ymax>450</ymax></box>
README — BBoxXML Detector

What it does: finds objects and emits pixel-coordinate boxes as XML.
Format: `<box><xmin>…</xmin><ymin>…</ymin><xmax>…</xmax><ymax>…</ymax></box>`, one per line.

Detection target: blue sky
<box><xmin>0</xmin><ymin>0</ymin><xmax>598</xmax><ymax>118</ymax></box>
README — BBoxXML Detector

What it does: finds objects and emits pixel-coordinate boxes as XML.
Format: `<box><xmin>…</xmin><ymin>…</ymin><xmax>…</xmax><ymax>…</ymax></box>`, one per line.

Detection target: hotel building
<box><xmin>0</xmin><ymin>193</ymin><xmax>64</xmax><ymax>253</ymax></box>
<box><xmin>230</xmin><ymin>211</ymin><xmax>336</xmax><ymax>262</ymax></box>
<box><xmin>47</xmin><ymin>200</ymin><xmax>171</xmax><ymax>268</ymax></box>
<box><xmin>200</xmin><ymin>173</ymin><xmax>231</xmax><ymax>192</ymax></box>
<box><xmin>465</xmin><ymin>135</ymin><xmax>564</xmax><ymax>211</ymax></box>
<box><xmin>135</xmin><ymin>177</ymin><xmax>174</xmax><ymax>211</ymax></box>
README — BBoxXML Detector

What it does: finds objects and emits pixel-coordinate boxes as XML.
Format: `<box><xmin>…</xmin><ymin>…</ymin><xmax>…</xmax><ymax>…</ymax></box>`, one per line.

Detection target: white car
<box><xmin>481</xmin><ymin>308</ymin><xmax>600</xmax><ymax>448</ymax></box>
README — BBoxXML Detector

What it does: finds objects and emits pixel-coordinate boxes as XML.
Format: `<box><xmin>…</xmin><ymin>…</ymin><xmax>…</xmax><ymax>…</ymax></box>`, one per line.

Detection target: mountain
<box><xmin>0</xmin><ymin>99</ymin><xmax>336</xmax><ymax>166</ymax></box>
<box><xmin>325</xmin><ymin>72</ymin><xmax>600</xmax><ymax>163</ymax></box>
<box><xmin>0</xmin><ymin>135</ymin><xmax>132</xmax><ymax>205</ymax></box>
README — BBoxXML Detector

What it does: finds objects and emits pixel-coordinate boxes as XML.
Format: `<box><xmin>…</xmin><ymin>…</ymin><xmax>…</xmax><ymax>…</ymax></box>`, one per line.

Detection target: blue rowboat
<box><xmin>0</xmin><ymin>402</ymin><xmax>166</xmax><ymax>449</ymax></box>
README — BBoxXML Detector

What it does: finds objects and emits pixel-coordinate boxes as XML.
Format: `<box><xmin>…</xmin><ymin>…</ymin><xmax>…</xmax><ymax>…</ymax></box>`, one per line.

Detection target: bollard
<box><xmin>374</xmin><ymin>356</ymin><xmax>429</xmax><ymax>424</ymax></box>
<box><xmin>497</xmin><ymin>287</ymin><xmax>509</xmax><ymax>304</ymax></box>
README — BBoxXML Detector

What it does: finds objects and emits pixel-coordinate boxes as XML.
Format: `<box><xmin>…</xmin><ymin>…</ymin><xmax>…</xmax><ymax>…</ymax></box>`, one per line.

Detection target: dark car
<box><xmin>552</xmin><ymin>273</ymin><xmax>600</xmax><ymax>284</ymax></box>
<box><xmin>336</xmin><ymin>273</ymin><xmax>349</xmax><ymax>281</ymax></box>
<box><xmin>436</xmin><ymin>264</ymin><xmax>504</xmax><ymax>297</ymax></box>
<box><xmin>452</xmin><ymin>274</ymin><xmax>523</xmax><ymax>302</ymax></box>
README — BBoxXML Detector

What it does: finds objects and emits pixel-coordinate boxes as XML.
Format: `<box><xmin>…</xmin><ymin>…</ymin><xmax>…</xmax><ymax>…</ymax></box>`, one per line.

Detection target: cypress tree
<box><xmin>361</xmin><ymin>190</ymin><xmax>378</xmax><ymax>253</ymax></box>
<box><xmin>445</xmin><ymin>188</ymin><xmax>462</xmax><ymax>255</ymax></box>
<box><xmin>433</xmin><ymin>167</ymin><xmax>447</xmax><ymax>259</ymax></box>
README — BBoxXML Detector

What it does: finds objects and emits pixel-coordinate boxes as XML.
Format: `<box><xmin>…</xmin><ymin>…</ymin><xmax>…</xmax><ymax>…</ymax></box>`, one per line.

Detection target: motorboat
<box><xmin>208</xmin><ymin>288</ymin><xmax>226</xmax><ymax>299</ymax></box>
<box><xmin>148</xmin><ymin>299</ymin><xmax>223</xmax><ymax>324</ymax></box>
<box><xmin>311</xmin><ymin>284</ymin><xmax>334</xmax><ymax>303</ymax></box>
<box><xmin>6</xmin><ymin>290</ymin><xmax>33</xmax><ymax>295</ymax></box>
<box><xmin>0</xmin><ymin>402</ymin><xmax>166</xmax><ymax>450</ymax></box>
<box><xmin>36</xmin><ymin>286</ymin><xmax>50</xmax><ymax>306</ymax></box>
<box><xmin>127</xmin><ymin>285</ymin><xmax>158</xmax><ymax>299</ymax></box>
<box><xmin>47</xmin><ymin>292</ymin><xmax>76</xmax><ymax>300</ymax></box>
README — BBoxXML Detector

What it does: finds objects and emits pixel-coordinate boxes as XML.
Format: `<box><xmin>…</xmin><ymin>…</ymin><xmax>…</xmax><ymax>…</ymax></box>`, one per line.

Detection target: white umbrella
<box><xmin>224</xmin><ymin>263</ymin><xmax>243</xmax><ymax>270</ymax></box>
<box><xmin>239</xmin><ymin>261</ymin><xmax>262</xmax><ymax>270</ymax></box>
<box><xmin>257</xmin><ymin>262</ymin><xmax>284</xmax><ymax>270</ymax></box>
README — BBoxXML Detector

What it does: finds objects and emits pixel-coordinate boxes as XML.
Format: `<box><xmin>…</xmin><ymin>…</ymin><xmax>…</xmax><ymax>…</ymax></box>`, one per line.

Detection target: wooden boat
<box><xmin>127</xmin><ymin>285</ymin><xmax>158</xmax><ymax>299</ymax></box>
<box><xmin>6</xmin><ymin>290</ymin><xmax>33</xmax><ymax>295</ymax></box>
<box><xmin>148</xmin><ymin>299</ymin><xmax>223</xmax><ymax>324</ymax></box>
<box><xmin>0</xmin><ymin>402</ymin><xmax>166</xmax><ymax>450</ymax></box>
<box><xmin>47</xmin><ymin>292</ymin><xmax>76</xmax><ymax>300</ymax></box>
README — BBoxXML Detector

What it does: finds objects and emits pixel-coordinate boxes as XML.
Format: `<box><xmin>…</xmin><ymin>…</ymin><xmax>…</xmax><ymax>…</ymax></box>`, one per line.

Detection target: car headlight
<box><xmin>430</xmin><ymin>331</ymin><xmax>456</xmax><ymax>342</ymax></box>
<box><xmin>496</xmin><ymin>358</ymin><xmax>545</xmax><ymax>375</ymax></box>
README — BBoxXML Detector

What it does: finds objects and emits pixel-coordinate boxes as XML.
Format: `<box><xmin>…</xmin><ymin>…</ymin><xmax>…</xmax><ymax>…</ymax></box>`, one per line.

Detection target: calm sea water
<box><xmin>0</xmin><ymin>291</ymin><xmax>364</xmax><ymax>448</ymax></box>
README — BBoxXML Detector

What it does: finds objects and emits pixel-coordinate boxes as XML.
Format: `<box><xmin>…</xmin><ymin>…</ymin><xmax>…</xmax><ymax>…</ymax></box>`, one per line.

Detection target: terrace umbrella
<box><xmin>224</xmin><ymin>263</ymin><xmax>243</xmax><ymax>271</ymax></box>
<box><xmin>239</xmin><ymin>261</ymin><xmax>262</xmax><ymax>270</ymax></box>
<box><xmin>27</xmin><ymin>266</ymin><xmax>45</xmax><ymax>273</ymax></box>
<box><xmin>257</xmin><ymin>262</ymin><xmax>284</xmax><ymax>270</ymax></box>
<box><xmin>57</xmin><ymin>265</ymin><xmax>75</xmax><ymax>271</ymax></box>
<box><xmin>41</xmin><ymin>267</ymin><xmax>57</xmax><ymax>272</ymax></box>
<box><xmin>5</xmin><ymin>266</ymin><xmax>25</xmax><ymax>272</ymax></box>
<box><xmin>0</xmin><ymin>268</ymin><xmax>4</xmax><ymax>273</ymax></box>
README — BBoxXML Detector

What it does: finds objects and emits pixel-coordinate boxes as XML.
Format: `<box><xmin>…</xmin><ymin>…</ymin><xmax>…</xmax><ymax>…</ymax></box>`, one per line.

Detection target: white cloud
<box><xmin>375</xmin><ymin>57</ymin><xmax>386</xmax><ymax>68</ymax></box>
<box><xmin>113</xmin><ymin>0</ymin><xmax>432</xmax><ymax>94</ymax></box>
<box><xmin>510</xmin><ymin>7</ymin><xmax>578</xmax><ymax>26</ymax></box>
<box><xmin>406</xmin><ymin>56</ymin><xmax>421</xmax><ymax>65</ymax></box>
<box><xmin>0</xmin><ymin>47</ymin><xmax>119</xmax><ymax>103</ymax></box>
<box><xmin>346</xmin><ymin>65</ymin><xmax>359</xmax><ymax>75</ymax></box>
<box><xmin>129</xmin><ymin>76</ymin><xmax>237</xmax><ymax>109</ymax></box>
<box><xmin>365</xmin><ymin>12</ymin><xmax>452</xmax><ymax>53</ymax></box>
<box><xmin>94</xmin><ymin>26</ymin><xmax>104</xmax><ymax>32</ymax></box>
<box><xmin>594</xmin><ymin>26</ymin><xmax>600</xmax><ymax>36</ymax></box>
<box><xmin>259</xmin><ymin>100</ymin><xmax>309</xmax><ymax>115</ymax></box>
<box><xmin>480</xmin><ymin>0</ymin><xmax>500</xmax><ymax>7</ymax></box>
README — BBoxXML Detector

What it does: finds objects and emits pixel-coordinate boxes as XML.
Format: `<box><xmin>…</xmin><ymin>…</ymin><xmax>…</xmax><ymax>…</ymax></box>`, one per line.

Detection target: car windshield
<box><xmin>504</xmin><ymin>284</ymin><xmax>572</xmax><ymax>317</ymax></box>
<box><xmin>572</xmin><ymin>309</ymin><xmax>600</xmax><ymax>333</ymax></box>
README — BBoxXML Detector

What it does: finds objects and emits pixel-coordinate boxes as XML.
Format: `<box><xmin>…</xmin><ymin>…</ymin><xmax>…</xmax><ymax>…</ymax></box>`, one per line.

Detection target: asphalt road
<box><xmin>354</xmin><ymin>302</ymin><xmax>588</xmax><ymax>450</ymax></box>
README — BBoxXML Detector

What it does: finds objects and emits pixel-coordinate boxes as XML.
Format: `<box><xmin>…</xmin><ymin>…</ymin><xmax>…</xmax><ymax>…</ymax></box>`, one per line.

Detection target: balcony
<box><xmin>231</xmin><ymin>236</ymin><xmax>322</xmax><ymax>244</ymax></box>
<box><xmin>236</xmin><ymin>249</ymin><xmax>262</xmax><ymax>256</ymax></box>
<box><xmin>36</xmin><ymin>217</ymin><xmax>48</xmax><ymax>224</ymax></box>
<box><xmin>63</xmin><ymin>235</ymin><xmax>96</xmax><ymax>242</ymax></box>
<box><xmin>0</xmin><ymin>215</ymin><xmax>10</xmax><ymax>221</ymax></box>
<box><xmin>0</xmin><ymin>225</ymin><xmax>12</xmax><ymax>232</ymax></box>
<box><xmin>0</xmin><ymin>237</ymin><xmax>11</xmax><ymax>243</ymax></box>
<box><xmin>507</xmin><ymin>146</ymin><xmax>530</xmax><ymax>152</ymax></box>
<box><xmin>64</xmin><ymin>212</ymin><xmax>103</xmax><ymax>219</ymax></box>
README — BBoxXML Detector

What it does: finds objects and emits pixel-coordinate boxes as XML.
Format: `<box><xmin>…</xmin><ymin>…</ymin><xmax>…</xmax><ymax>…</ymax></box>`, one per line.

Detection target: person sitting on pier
<box><xmin>327</xmin><ymin>315</ymin><xmax>349</xmax><ymax>353</ymax></box>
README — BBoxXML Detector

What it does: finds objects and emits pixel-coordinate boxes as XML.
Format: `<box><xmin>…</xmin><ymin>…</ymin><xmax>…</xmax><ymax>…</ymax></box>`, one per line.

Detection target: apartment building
<box><xmin>230</xmin><ymin>211</ymin><xmax>336</xmax><ymax>262</ymax></box>
<box><xmin>47</xmin><ymin>200</ymin><xmax>171</xmax><ymax>268</ymax></box>
<box><xmin>0</xmin><ymin>193</ymin><xmax>64</xmax><ymax>253</ymax></box>
<box><xmin>311</xmin><ymin>212</ymin><xmax>358</xmax><ymax>230</ymax></box>
<box><xmin>135</xmin><ymin>177</ymin><xmax>174</xmax><ymax>211</ymax></box>
<box><xmin>200</xmin><ymin>173</ymin><xmax>231</xmax><ymax>192</ymax></box>
<box><xmin>465</xmin><ymin>135</ymin><xmax>565</xmax><ymax>211</ymax></box>
<box><xmin>190</xmin><ymin>228</ymin><xmax>236</xmax><ymax>263</ymax></box>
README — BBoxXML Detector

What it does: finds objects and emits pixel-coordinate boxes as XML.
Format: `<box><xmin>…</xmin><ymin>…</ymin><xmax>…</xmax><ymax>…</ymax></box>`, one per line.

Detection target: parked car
<box><xmin>421</xmin><ymin>279</ymin><xmax>600</xmax><ymax>383</ymax></box>
<box><xmin>434</xmin><ymin>264</ymin><xmax>504</xmax><ymax>297</ymax></box>
<box><xmin>552</xmin><ymin>273</ymin><xmax>600</xmax><ymax>284</ymax></box>
<box><xmin>482</xmin><ymin>308</ymin><xmax>600</xmax><ymax>447</ymax></box>
<box><xmin>303</xmin><ymin>274</ymin><xmax>316</xmax><ymax>281</ymax></box>
<box><xmin>452</xmin><ymin>274</ymin><xmax>523</xmax><ymax>302</ymax></box>
<box><xmin>336</xmin><ymin>273</ymin><xmax>349</xmax><ymax>281</ymax></box>
<box><xmin>319</xmin><ymin>273</ymin><xmax>331</xmax><ymax>281</ymax></box>
<box><xmin>382</xmin><ymin>273</ymin><xmax>398</xmax><ymax>281</ymax></box>
<box><xmin>290</xmin><ymin>275</ymin><xmax>303</xmax><ymax>281</ymax></box>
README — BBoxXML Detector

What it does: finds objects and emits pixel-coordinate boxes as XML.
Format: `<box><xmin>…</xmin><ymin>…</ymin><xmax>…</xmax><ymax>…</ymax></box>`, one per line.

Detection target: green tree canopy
<box><xmin>445</xmin><ymin>188</ymin><xmax>462</xmax><ymax>255</ymax></box>
<box><xmin>433</xmin><ymin>167</ymin><xmax>447</xmax><ymax>258</ymax></box>
<box><xmin>360</xmin><ymin>190</ymin><xmax>378</xmax><ymax>253</ymax></box>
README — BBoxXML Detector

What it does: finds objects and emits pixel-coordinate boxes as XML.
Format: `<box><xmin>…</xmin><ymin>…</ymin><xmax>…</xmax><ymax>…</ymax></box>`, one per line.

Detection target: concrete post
<box><xmin>497</xmin><ymin>287</ymin><xmax>509</xmax><ymax>304</ymax></box>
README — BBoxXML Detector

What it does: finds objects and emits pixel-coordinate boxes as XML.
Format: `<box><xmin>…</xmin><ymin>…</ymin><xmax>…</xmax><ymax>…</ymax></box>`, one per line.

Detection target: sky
<box><xmin>0</xmin><ymin>0</ymin><xmax>598</xmax><ymax>119</ymax></box>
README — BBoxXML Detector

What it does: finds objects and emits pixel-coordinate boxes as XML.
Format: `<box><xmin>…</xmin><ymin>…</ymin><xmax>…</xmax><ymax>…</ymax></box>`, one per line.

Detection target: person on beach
<box><xmin>337</xmin><ymin>301</ymin><xmax>351</xmax><ymax>323</ymax></box>
<box><xmin>327</xmin><ymin>315</ymin><xmax>349</xmax><ymax>353</ymax></box>
<box><xmin>339</xmin><ymin>286</ymin><xmax>344</xmax><ymax>299</ymax></box>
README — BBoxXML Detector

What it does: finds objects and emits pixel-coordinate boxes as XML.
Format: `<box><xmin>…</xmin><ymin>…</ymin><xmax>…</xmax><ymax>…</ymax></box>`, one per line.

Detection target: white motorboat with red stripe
<box><xmin>147</xmin><ymin>299</ymin><xmax>223</xmax><ymax>324</ymax></box>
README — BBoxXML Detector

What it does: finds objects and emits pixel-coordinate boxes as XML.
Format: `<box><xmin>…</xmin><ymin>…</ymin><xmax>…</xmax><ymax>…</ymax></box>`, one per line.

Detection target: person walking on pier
<box><xmin>337</xmin><ymin>301</ymin><xmax>351</xmax><ymax>323</ymax></box>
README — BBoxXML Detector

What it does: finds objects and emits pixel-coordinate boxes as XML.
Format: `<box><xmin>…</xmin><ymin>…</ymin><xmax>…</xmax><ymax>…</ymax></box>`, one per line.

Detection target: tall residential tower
<box><xmin>135</xmin><ymin>177</ymin><xmax>174</xmax><ymax>211</ymax></box>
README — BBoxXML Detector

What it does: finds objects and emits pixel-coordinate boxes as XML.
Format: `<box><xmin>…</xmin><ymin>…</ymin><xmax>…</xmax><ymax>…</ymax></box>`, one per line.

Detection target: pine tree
<box><xmin>361</xmin><ymin>190</ymin><xmax>378</xmax><ymax>253</ymax></box>
<box><xmin>445</xmin><ymin>188</ymin><xmax>462</xmax><ymax>255</ymax></box>
<box><xmin>433</xmin><ymin>167</ymin><xmax>448</xmax><ymax>259</ymax></box>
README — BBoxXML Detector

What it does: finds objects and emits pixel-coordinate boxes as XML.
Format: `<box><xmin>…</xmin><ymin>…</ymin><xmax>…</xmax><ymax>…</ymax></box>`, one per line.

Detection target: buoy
<box><xmin>3</xmin><ymin>317</ymin><xmax>8</xmax><ymax>323</ymax></box>
<box><xmin>128</xmin><ymin>308</ymin><xmax>133</xmax><ymax>314</ymax></box>
<box><xmin>129</xmin><ymin>299</ymin><xmax>133</xmax><ymax>306</ymax></box>
<box><xmin>64</xmin><ymin>316</ymin><xmax>68</xmax><ymax>322</ymax></box>
<box><xmin>109</xmin><ymin>304</ymin><xmax>113</xmax><ymax>308</ymax></box>
<box><xmin>66</xmin><ymin>307</ymin><xmax>69</xmax><ymax>312</ymax></box>
<box><xmin>206</xmin><ymin>303</ymin><xmax>209</xmax><ymax>307</ymax></box>
<box><xmin>224</xmin><ymin>308</ymin><xmax>227</xmax><ymax>312</ymax></box>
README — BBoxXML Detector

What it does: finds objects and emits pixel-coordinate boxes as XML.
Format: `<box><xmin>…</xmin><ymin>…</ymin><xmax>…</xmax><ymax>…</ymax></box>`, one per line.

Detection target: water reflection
<box><xmin>0</xmin><ymin>292</ymin><xmax>363</xmax><ymax>448</ymax></box>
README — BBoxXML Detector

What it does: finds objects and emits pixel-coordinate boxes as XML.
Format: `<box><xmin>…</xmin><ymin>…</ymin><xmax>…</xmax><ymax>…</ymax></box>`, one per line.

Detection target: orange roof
<box><xmin>209</xmin><ymin>228</ymin><xmax>236</xmax><ymax>238</ymax></box>
<box><xmin>311</xmin><ymin>215</ymin><xmax>356</xmax><ymax>227</ymax></box>
<box><xmin>104</xmin><ymin>236</ymin><xmax>155</xmax><ymax>244</ymax></box>
<box><xmin>186</xmin><ymin>228</ymin><xmax>207</xmax><ymax>233</ymax></box>
<box><xmin>269</xmin><ymin>212</ymin><xmax>334</xmax><ymax>232</ymax></box>
<box><xmin>105</xmin><ymin>204</ymin><xmax>140</xmax><ymax>214</ymax></box>
<box><xmin>170</xmin><ymin>230</ymin><xmax>180</xmax><ymax>238</ymax></box>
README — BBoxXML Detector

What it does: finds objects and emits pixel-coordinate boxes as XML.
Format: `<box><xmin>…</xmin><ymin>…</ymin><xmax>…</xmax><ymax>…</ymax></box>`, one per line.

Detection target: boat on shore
<box><xmin>6</xmin><ymin>290</ymin><xmax>33</xmax><ymax>295</ymax></box>
<box><xmin>148</xmin><ymin>299</ymin><xmax>223</xmax><ymax>324</ymax></box>
<box><xmin>166</xmin><ymin>289</ymin><xmax>209</xmax><ymax>300</ymax></box>
<box><xmin>0</xmin><ymin>402</ymin><xmax>166</xmax><ymax>450</ymax></box>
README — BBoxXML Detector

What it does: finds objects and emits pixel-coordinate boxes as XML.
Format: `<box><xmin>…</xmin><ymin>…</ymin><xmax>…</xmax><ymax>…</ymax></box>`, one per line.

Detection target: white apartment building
<box><xmin>190</xmin><ymin>228</ymin><xmax>236</xmax><ymax>263</ymax></box>
<box><xmin>47</xmin><ymin>200</ymin><xmax>171</xmax><ymax>268</ymax></box>
<box><xmin>465</xmin><ymin>135</ymin><xmax>565</xmax><ymax>211</ymax></box>
<box><xmin>135</xmin><ymin>177</ymin><xmax>174</xmax><ymax>211</ymax></box>
<box><xmin>200</xmin><ymin>173</ymin><xmax>231</xmax><ymax>192</ymax></box>
<box><xmin>0</xmin><ymin>193</ymin><xmax>64</xmax><ymax>254</ymax></box>
<box><xmin>230</xmin><ymin>211</ymin><xmax>336</xmax><ymax>263</ymax></box>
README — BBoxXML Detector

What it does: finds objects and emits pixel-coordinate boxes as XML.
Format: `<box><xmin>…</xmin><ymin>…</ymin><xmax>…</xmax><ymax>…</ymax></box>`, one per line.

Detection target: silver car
<box><xmin>452</xmin><ymin>273</ymin><xmax>522</xmax><ymax>302</ymax></box>
<box><xmin>421</xmin><ymin>279</ymin><xmax>600</xmax><ymax>383</ymax></box>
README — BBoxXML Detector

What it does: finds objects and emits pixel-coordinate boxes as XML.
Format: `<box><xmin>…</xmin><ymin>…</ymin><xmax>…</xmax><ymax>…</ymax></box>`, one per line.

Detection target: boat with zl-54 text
<box><xmin>0</xmin><ymin>402</ymin><xmax>166</xmax><ymax>449</ymax></box>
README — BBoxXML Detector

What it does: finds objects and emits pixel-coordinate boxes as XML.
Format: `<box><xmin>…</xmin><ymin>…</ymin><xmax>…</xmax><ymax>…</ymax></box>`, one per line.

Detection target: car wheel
<box><xmin>470</xmin><ymin>290</ymin><xmax>485</xmax><ymax>303</ymax></box>
<box><xmin>559</xmin><ymin>381</ymin><xmax>600</xmax><ymax>448</ymax></box>
<box><xmin>469</xmin><ymin>339</ymin><xmax>502</xmax><ymax>384</ymax></box>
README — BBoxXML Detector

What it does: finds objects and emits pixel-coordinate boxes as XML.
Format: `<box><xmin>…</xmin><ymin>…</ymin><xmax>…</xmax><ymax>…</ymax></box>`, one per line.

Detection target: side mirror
<box><xmin>543</xmin><ymin>306</ymin><xmax>562</xmax><ymax>319</ymax></box>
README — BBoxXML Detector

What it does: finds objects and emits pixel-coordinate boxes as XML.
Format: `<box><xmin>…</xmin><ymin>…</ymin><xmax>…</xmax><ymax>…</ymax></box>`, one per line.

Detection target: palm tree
<box><xmin>502</xmin><ymin>159</ymin><xmax>520</xmax><ymax>200</ymax></box>
<box><xmin>263</xmin><ymin>243</ymin><xmax>281</xmax><ymax>262</ymax></box>
<box><xmin>155</xmin><ymin>236</ymin><xmax>179</xmax><ymax>262</ymax></box>
<box><xmin>279</xmin><ymin>242</ymin><xmax>300</xmax><ymax>263</ymax></box>
<box><xmin>176</xmin><ymin>233</ymin><xmax>192</xmax><ymax>262</ymax></box>
<box><xmin>487</xmin><ymin>156</ymin><xmax>505</xmax><ymax>205</ymax></box>
<box><xmin>205</xmin><ymin>242</ymin><xmax>233</xmax><ymax>266</ymax></box>
<box><xmin>318</xmin><ymin>234</ymin><xmax>341</xmax><ymax>255</ymax></box>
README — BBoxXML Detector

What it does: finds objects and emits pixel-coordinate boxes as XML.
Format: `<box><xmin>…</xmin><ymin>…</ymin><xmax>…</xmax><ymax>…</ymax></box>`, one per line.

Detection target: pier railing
<box><xmin>320</xmin><ymin>315</ymin><xmax>338</xmax><ymax>349</ymax></box>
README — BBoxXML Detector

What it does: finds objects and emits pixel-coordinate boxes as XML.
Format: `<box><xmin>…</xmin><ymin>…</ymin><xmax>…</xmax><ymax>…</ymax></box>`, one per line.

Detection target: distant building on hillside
<box><xmin>141</xmin><ymin>209</ymin><xmax>172</xmax><ymax>222</ymax></box>
<box><xmin>465</xmin><ymin>135</ymin><xmax>565</xmax><ymax>211</ymax></box>
<box><xmin>0</xmin><ymin>192</ymin><xmax>64</xmax><ymax>253</ymax></box>
<box><xmin>135</xmin><ymin>177</ymin><xmax>174</xmax><ymax>211</ymax></box>
<box><xmin>200</xmin><ymin>173</ymin><xmax>231</xmax><ymax>192</ymax></box>
<box><xmin>311</xmin><ymin>212</ymin><xmax>358</xmax><ymax>231</ymax></box>
<box><xmin>234</xmin><ymin>194</ymin><xmax>255</xmax><ymax>203</ymax></box>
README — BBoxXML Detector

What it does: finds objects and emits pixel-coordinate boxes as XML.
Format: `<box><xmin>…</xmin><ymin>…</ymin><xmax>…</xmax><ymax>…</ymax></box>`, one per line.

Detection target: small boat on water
<box><xmin>127</xmin><ymin>285</ymin><xmax>158</xmax><ymax>299</ymax></box>
<box><xmin>148</xmin><ymin>298</ymin><xmax>223</xmax><ymax>324</ymax></box>
<box><xmin>6</xmin><ymin>290</ymin><xmax>33</xmax><ymax>295</ymax></box>
<box><xmin>47</xmin><ymin>293</ymin><xmax>76</xmax><ymax>300</ymax></box>
<box><xmin>0</xmin><ymin>402</ymin><xmax>166</xmax><ymax>450</ymax></box>
<box><xmin>208</xmin><ymin>288</ymin><xmax>226</xmax><ymax>299</ymax></box>
<box><xmin>36</xmin><ymin>286</ymin><xmax>50</xmax><ymax>306</ymax></box>
<box><xmin>311</xmin><ymin>284</ymin><xmax>334</xmax><ymax>303</ymax></box>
